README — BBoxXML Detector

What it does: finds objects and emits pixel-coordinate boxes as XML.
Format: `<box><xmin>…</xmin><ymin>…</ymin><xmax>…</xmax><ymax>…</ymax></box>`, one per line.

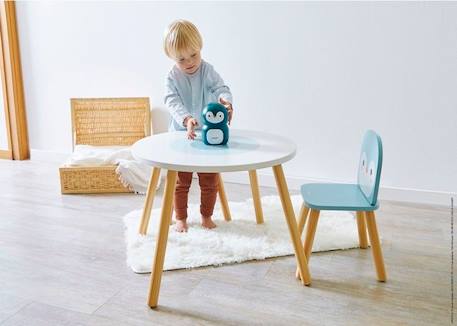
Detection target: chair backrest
<box><xmin>71</xmin><ymin>97</ymin><xmax>151</xmax><ymax>149</ymax></box>
<box><xmin>357</xmin><ymin>130</ymin><xmax>383</xmax><ymax>206</ymax></box>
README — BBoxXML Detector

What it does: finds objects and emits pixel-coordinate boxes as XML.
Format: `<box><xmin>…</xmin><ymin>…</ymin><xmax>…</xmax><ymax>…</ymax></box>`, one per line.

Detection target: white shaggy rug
<box><xmin>123</xmin><ymin>195</ymin><xmax>360</xmax><ymax>273</ymax></box>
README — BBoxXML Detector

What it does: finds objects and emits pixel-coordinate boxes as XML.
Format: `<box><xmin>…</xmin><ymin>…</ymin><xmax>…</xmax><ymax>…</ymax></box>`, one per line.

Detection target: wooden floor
<box><xmin>0</xmin><ymin>159</ymin><xmax>452</xmax><ymax>325</ymax></box>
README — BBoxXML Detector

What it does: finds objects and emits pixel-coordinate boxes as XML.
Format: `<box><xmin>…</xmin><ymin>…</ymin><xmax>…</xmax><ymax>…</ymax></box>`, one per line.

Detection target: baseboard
<box><xmin>0</xmin><ymin>149</ymin><xmax>13</xmax><ymax>159</ymax></box>
<box><xmin>378</xmin><ymin>186</ymin><xmax>454</xmax><ymax>208</ymax></box>
<box><xmin>31</xmin><ymin>149</ymin><xmax>454</xmax><ymax>207</ymax></box>
<box><xmin>31</xmin><ymin>149</ymin><xmax>70</xmax><ymax>163</ymax></box>
<box><xmin>220</xmin><ymin>170</ymin><xmax>454</xmax><ymax>208</ymax></box>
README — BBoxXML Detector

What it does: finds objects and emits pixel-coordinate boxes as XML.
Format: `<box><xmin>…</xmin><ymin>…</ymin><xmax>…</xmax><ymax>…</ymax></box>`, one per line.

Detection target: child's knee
<box><xmin>177</xmin><ymin>172</ymin><xmax>193</xmax><ymax>188</ymax></box>
<box><xmin>197</xmin><ymin>173</ymin><xmax>218</xmax><ymax>190</ymax></box>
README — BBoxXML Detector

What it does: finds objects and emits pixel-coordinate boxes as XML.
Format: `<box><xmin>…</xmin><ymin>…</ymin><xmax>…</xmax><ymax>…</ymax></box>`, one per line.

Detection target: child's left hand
<box><xmin>219</xmin><ymin>98</ymin><xmax>233</xmax><ymax>125</ymax></box>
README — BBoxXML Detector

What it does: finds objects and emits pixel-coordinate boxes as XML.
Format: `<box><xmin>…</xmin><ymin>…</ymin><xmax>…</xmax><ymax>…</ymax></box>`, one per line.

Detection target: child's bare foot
<box><xmin>201</xmin><ymin>216</ymin><xmax>217</xmax><ymax>229</ymax></box>
<box><xmin>175</xmin><ymin>219</ymin><xmax>188</xmax><ymax>232</ymax></box>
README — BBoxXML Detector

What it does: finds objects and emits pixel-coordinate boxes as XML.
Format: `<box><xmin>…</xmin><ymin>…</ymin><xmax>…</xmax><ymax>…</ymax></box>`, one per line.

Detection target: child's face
<box><xmin>175</xmin><ymin>49</ymin><xmax>201</xmax><ymax>75</ymax></box>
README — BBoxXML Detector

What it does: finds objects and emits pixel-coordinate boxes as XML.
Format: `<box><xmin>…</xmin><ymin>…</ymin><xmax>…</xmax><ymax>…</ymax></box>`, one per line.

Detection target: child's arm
<box><xmin>207</xmin><ymin>65</ymin><xmax>232</xmax><ymax>104</ymax></box>
<box><xmin>184</xmin><ymin>117</ymin><xmax>198</xmax><ymax>140</ymax></box>
<box><xmin>165</xmin><ymin>76</ymin><xmax>192</xmax><ymax>128</ymax></box>
<box><xmin>219</xmin><ymin>98</ymin><xmax>233</xmax><ymax>125</ymax></box>
<box><xmin>207</xmin><ymin>66</ymin><xmax>233</xmax><ymax>124</ymax></box>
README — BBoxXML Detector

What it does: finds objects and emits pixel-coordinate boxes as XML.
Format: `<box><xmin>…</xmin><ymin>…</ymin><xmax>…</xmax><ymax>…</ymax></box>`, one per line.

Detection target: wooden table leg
<box><xmin>147</xmin><ymin>170</ymin><xmax>177</xmax><ymax>308</ymax></box>
<box><xmin>218</xmin><ymin>174</ymin><xmax>231</xmax><ymax>221</ymax></box>
<box><xmin>249</xmin><ymin>170</ymin><xmax>264</xmax><ymax>224</ymax></box>
<box><xmin>138</xmin><ymin>167</ymin><xmax>161</xmax><ymax>235</ymax></box>
<box><xmin>272</xmin><ymin>165</ymin><xmax>311</xmax><ymax>286</ymax></box>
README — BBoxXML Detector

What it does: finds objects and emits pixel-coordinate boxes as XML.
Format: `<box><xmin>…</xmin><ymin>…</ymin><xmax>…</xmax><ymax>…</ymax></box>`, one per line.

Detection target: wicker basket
<box><xmin>59</xmin><ymin>97</ymin><xmax>151</xmax><ymax>194</ymax></box>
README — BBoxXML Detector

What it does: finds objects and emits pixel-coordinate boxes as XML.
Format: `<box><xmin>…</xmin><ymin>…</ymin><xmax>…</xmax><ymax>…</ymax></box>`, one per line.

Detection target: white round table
<box><xmin>132</xmin><ymin>129</ymin><xmax>296</xmax><ymax>173</ymax></box>
<box><xmin>132</xmin><ymin>129</ymin><xmax>312</xmax><ymax>308</ymax></box>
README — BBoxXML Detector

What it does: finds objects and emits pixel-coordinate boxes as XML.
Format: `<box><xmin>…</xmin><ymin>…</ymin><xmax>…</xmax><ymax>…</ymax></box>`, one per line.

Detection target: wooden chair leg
<box><xmin>303</xmin><ymin>209</ymin><xmax>320</xmax><ymax>261</ymax></box>
<box><xmin>296</xmin><ymin>209</ymin><xmax>320</xmax><ymax>279</ymax></box>
<box><xmin>356</xmin><ymin>211</ymin><xmax>368</xmax><ymax>249</ymax></box>
<box><xmin>272</xmin><ymin>165</ymin><xmax>311</xmax><ymax>286</ymax></box>
<box><xmin>138</xmin><ymin>167</ymin><xmax>161</xmax><ymax>235</ymax></box>
<box><xmin>218</xmin><ymin>174</ymin><xmax>231</xmax><ymax>221</ymax></box>
<box><xmin>147</xmin><ymin>170</ymin><xmax>177</xmax><ymax>308</ymax></box>
<box><xmin>365</xmin><ymin>211</ymin><xmax>387</xmax><ymax>282</ymax></box>
<box><xmin>249</xmin><ymin>170</ymin><xmax>264</xmax><ymax>224</ymax></box>
<box><xmin>297</xmin><ymin>203</ymin><xmax>310</xmax><ymax>236</ymax></box>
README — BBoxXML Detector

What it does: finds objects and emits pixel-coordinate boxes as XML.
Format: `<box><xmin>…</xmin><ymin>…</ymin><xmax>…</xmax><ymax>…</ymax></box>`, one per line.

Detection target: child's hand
<box><xmin>219</xmin><ymin>98</ymin><xmax>233</xmax><ymax>125</ymax></box>
<box><xmin>185</xmin><ymin>117</ymin><xmax>198</xmax><ymax>140</ymax></box>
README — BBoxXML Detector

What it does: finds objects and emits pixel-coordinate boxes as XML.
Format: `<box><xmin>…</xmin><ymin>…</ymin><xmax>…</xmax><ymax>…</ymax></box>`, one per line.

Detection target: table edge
<box><xmin>132</xmin><ymin>150</ymin><xmax>296</xmax><ymax>172</ymax></box>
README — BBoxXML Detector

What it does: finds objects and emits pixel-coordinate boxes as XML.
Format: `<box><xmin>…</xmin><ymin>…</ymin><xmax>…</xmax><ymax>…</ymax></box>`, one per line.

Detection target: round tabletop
<box><xmin>132</xmin><ymin>129</ymin><xmax>296</xmax><ymax>173</ymax></box>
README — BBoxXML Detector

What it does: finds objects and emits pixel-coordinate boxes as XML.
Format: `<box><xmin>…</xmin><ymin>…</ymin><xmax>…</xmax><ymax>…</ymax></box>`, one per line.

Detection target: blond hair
<box><xmin>164</xmin><ymin>20</ymin><xmax>203</xmax><ymax>59</ymax></box>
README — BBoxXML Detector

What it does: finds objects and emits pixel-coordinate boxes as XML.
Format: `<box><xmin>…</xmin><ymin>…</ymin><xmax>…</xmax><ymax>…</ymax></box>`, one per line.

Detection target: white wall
<box><xmin>16</xmin><ymin>2</ymin><xmax>457</xmax><ymax>203</ymax></box>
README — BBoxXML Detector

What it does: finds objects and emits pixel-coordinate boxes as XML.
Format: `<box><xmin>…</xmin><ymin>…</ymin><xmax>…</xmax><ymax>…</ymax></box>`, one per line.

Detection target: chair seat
<box><xmin>300</xmin><ymin>183</ymin><xmax>378</xmax><ymax>211</ymax></box>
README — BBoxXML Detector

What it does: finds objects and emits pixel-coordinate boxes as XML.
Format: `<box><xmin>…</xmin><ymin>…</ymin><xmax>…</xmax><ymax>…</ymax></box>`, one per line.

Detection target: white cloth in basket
<box><xmin>64</xmin><ymin>145</ymin><xmax>160</xmax><ymax>194</ymax></box>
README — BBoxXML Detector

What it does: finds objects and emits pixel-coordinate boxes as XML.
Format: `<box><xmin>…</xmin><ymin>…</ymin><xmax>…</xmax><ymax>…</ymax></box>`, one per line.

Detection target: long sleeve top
<box><xmin>164</xmin><ymin>60</ymin><xmax>233</xmax><ymax>131</ymax></box>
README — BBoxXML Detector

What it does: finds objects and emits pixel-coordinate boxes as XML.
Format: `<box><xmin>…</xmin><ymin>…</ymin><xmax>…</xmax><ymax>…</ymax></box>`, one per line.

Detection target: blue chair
<box><xmin>296</xmin><ymin>130</ymin><xmax>386</xmax><ymax>282</ymax></box>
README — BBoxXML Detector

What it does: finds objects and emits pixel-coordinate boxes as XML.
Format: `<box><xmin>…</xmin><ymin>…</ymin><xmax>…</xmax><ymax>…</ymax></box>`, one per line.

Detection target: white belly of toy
<box><xmin>207</xmin><ymin>129</ymin><xmax>224</xmax><ymax>145</ymax></box>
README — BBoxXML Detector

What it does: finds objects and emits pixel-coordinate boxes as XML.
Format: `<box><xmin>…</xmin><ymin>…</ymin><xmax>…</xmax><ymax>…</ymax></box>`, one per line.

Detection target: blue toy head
<box><xmin>202</xmin><ymin>103</ymin><xmax>228</xmax><ymax>126</ymax></box>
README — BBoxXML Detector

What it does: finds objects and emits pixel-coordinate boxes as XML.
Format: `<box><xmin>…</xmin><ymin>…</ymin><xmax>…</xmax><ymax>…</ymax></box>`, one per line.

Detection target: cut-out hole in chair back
<box><xmin>357</xmin><ymin>130</ymin><xmax>383</xmax><ymax>206</ymax></box>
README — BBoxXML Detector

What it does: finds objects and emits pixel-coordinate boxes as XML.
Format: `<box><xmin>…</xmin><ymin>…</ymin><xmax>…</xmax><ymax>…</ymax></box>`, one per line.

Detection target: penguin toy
<box><xmin>201</xmin><ymin>102</ymin><xmax>229</xmax><ymax>145</ymax></box>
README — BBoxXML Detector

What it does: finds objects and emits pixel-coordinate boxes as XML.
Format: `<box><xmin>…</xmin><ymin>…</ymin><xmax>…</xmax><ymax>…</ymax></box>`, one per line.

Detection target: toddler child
<box><xmin>163</xmin><ymin>19</ymin><xmax>233</xmax><ymax>232</ymax></box>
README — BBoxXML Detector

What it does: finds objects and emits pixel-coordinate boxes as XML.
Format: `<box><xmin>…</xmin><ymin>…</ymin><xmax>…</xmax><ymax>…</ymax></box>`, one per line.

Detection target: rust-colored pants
<box><xmin>174</xmin><ymin>172</ymin><xmax>219</xmax><ymax>220</ymax></box>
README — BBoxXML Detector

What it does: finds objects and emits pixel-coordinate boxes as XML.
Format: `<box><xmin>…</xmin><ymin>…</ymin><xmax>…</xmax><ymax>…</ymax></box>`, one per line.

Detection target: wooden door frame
<box><xmin>0</xmin><ymin>0</ymin><xmax>29</xmax><ymax>160</ymax></box>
